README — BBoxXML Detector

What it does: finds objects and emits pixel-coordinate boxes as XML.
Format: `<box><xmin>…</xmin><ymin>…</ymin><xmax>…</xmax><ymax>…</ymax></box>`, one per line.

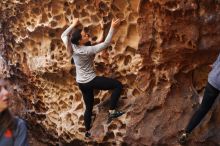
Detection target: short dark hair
<box><xmin>71</xmin><ymin>29</ymin><xmax>82</xmax><ymax>45</ymax></box>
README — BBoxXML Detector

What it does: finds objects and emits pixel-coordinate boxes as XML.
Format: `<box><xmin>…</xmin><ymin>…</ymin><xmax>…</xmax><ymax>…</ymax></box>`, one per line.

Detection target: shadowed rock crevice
<box><xmin>1</xmin><ymin>0</ymin><xmax>220</xmax><ymax>146</ymax></box>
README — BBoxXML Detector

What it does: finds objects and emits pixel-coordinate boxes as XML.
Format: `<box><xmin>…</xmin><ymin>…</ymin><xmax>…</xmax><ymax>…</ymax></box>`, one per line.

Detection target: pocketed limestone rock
<box><xmin>1</xmin><ymin>0</ymin><xmax>220</xmax><ymax>146</ymax></box>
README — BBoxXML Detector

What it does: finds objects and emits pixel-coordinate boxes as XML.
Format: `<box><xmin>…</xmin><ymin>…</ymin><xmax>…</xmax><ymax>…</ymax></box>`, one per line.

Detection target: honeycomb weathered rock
<box><xmin>1</xmin><ymin>0</ymin><xmax>220</xmax><ymax>146</ymax></box>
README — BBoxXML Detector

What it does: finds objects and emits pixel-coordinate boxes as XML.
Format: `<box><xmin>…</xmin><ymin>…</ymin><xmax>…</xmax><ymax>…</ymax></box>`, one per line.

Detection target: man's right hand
<box><xmin>72</xmin><ymin>18</ymin><xmax>79</xmax><ymax>25</ymax></box>
<box><xmin>111</xmin><ymin>18</ymin><xmax>120</xmax><ymax>28</ymax></box>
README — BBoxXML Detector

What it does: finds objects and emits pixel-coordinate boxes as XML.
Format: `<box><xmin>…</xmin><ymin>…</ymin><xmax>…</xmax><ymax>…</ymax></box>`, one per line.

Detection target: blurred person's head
<box><xmin>71</xmin><ymin>28</ymin><xmax>91</xmax><ymax>46</ymax></box>
<box><xmin>0</xmin><ymin>79</ymin><xmax>11</xmax><ymax>112</ymax></box>
<box><xmin>0</xmin><ymin>79</ymin><xmax>16</xmax><ymax>131</ymax></box>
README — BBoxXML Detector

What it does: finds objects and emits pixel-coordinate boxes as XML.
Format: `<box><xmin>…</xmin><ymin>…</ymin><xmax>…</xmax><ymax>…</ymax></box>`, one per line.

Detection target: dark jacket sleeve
<box><xmin>14</xmin><ymin>118</ymin><xmax>29</xmax><ymax>146</ymax></box>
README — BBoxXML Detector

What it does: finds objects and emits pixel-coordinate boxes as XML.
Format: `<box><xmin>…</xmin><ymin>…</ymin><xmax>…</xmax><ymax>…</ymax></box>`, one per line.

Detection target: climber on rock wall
<box><xmin>179</xmin><ymin>53</ymin><xmax>220</xmax><ymax>145</ymax></box>
<box><xmin>0</xmin><ymin>79</ymin><xmax>29</xmax><ymax>146</ymax></box>
<box><xmin>61</xmin><ymin>17</ymin><xmax>125</xmax><ymax>138</ymax></box>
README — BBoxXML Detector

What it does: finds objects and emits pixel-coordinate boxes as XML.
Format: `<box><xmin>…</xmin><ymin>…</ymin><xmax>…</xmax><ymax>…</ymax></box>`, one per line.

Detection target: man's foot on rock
<box><xmin>107</xmin><ymin>110</ymin><xmax>125</xmax><ymax>123</ymax></box>
<box><xmin>85</xmin><ymin>131</ymin><xmax>91</xmax><ymax>138</ymax></box>
<box><xmin>178</xmin><ymin>132</ymin><xmax>189</xmax><ymax>145</ymax></box>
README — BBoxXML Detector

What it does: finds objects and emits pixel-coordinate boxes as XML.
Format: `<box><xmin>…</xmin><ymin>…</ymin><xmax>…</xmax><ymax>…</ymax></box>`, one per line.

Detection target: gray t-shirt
<box><xmin>208</xmin><ymin>53</ymin><xmax>220</xmax><ymax>91</ymax></box>
<box><xmin>0</xmin><ymin>118</ymin><xmax>29</xmax><ymax>146</ymax></box>
<box><xmin>72</xmin><ymin>27</ymin><xmax>114</xmax><ymax>83</ymax></box>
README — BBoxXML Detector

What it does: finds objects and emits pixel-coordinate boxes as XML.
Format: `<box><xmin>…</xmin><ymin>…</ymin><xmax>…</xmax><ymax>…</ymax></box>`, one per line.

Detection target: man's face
<box><xmin>80</xmin><ymin>30</ymin><xmax>90</xmax><ymax>43</ymax></box>
<box><xmin>0</xmin><ymin>81</ymin><xmax>11</xmax><ymax>112</ymax></box>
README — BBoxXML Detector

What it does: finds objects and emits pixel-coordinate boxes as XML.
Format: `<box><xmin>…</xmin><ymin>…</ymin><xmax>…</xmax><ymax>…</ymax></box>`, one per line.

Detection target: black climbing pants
<box><xmin>78</xmin><ymin>76</ymin><xmax>123</xmax><ymax>131</ymax></box>
<box><xmin>185</xmin><ymin>82</ymin><xmax>219</xmax><ymax>133</ymax></box>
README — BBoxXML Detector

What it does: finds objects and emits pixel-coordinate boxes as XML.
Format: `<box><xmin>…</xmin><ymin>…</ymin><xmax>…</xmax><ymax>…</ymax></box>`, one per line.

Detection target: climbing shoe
<box><xmin>178</xmin><ymin>132</ymin><xmax>189</xmax><ymax>145</ymax></box>
<box><xmin>107</xmin><ymin>110</ymin><xmax>125</xmax><ymax>123</ymax></box>
<box><xmin>85</xmin><ymin>131</ymin><xmax>91</xmax><ymax>138</ymax></box>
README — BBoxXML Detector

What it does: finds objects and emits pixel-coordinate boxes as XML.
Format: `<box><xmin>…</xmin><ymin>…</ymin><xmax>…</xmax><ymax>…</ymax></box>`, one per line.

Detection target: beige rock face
<box><xmin>1</xmin><ymin>0</ymin><xmax>220</xmax><ymax>145</ymax></box>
